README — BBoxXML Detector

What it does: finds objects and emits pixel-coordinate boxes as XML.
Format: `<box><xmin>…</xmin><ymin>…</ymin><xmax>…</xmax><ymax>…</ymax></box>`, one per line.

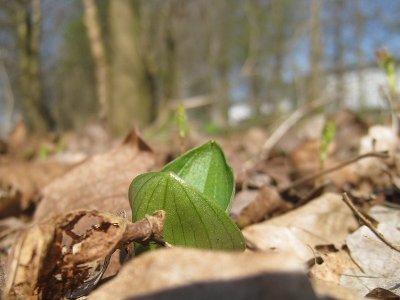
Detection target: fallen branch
<box><xmin>279</xmin><ymin>151</ymin><xmax>389</xmax><ymax>193</ymax></box>
<box><xmin>342</xmin><ymin>192</ymin><xmax>400</xmax><ymax>253</ymax></box>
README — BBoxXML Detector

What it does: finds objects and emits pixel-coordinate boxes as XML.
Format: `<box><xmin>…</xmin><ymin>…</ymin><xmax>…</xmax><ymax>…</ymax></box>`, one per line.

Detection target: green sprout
<box><xmin>320</xmin><ymin>120</ymin><xmax>336</xmax><ymax>170</ymax></box>
<box><xmin>129</xmin><ymin>141</ymin><xmax>245</xmax><ymax>252</ymax></box>
<box><xmin>176</xmin><ymin>103</ymin><xmax>189</xmax><ymax>139</ymax></box>
<box><xmin>376</xmin><ymin>49</ymin><xmax>397</xmax><ymax>96</ymax></box>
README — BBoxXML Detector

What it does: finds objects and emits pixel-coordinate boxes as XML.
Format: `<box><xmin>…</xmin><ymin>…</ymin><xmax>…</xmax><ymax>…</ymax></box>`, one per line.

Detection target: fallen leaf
<box><xmin>230</xmin><ymin>189</ymin><xmax>258</xmax><ymax>217</ymax></box>
<box><xmin>243</xmin><ymin>193</ymin><xmax>357</xmax><ymax>261</ymax></box>
<box><xmin>311</xmin><ymin>278</ymin><xmax>363</xmax><ymax>300</ymax></box>
<box><xmin>88</xmin><ymin>248</ymin><xmax>318</xmax><ymax>300</ymax></box>
<box><xmin>34</xmin><ymin>130</ymin><xmax>155</xmax><ymax>221</ymax></box>
<box><xmin>341</xmin><ymin>222</ymin><xmax>400</xmax><ymax>296</ymax></box>
<box><xmin>310</xmin><ymin>250</ymin><xmax>359</xmax><ymax>285</ymax></box>
<box><xmin>0</xmin><ymin>160</ymin><xmax>73</xmax><ymax>216</ymax></box>
<box><xmin>366</xmin><ymin>288</ymin><xmax>400</xmax><ymax>299</ymax></box>
<box><xmin>233</xmin><ymin>185</ymin><xmax>290</xmax><ymax>228</ymax></box>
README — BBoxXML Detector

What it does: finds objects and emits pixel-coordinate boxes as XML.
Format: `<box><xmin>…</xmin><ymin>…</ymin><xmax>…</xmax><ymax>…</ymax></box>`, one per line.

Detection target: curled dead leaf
<box><xmin>4</xmin><ymin>209</ymin><xmax>165</xmax><ymax>299</ymax></box>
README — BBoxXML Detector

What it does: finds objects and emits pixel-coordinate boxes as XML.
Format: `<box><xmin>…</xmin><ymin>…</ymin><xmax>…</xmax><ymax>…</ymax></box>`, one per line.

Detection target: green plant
<box><xmin>129</xmin><ymin>141</ymin><xmax>245</xmax><ymax>251</ymax></box>
<box><xmin>176</xmin><ymin>103</ymin><xmax>189</xmax><ymax>139</ymax></box>
<box><xmin>376</xmin><ymin>49</ymin><xmax>397</xmax><ymax>97</ymax></box>
<box><xmin>319</xmin><ymin>120</ymin><xmax>336</xmax><ymax>170</ymax></box>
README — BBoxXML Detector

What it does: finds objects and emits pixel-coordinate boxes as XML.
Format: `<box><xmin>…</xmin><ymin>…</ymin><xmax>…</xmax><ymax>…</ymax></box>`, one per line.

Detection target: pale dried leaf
<box><xmin>369</xmin><ymin>205</ymin><xmax>400</xmax><ymax>226</ymax></box>
<box><xmin>310</xmin><ymin>250</ymin><xmax>359</xmax><ymax>285</ymax></box>
<box><xmin>88</xmin><ymin>248</ymin><xmax>318</xmax><ymax>300</ymax></box>
<box><xmin>243</xmin><ymin>193</ymin><xmax>357</xmax><ymax>261</ymax></box>
<box><xmin>341</xmin><ymin>222</ymin><xmax>400</xmax><ymax>296</ymax></box>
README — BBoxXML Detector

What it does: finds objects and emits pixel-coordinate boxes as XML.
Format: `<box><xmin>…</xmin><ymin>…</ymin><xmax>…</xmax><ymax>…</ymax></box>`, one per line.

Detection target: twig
<box><xmin>279</xmin><ymin>151</ymin><xmax>389</xmax><ymax>193</ymax></box>
<box><xmin>342</xmin><ymin>192</ymin><xmax>400</xmax><ymax>253</ymax></box>
<box><xmin>121</xmin><ymin>210</ymin><xmax>166</xmax><ymax>246</ymax></box>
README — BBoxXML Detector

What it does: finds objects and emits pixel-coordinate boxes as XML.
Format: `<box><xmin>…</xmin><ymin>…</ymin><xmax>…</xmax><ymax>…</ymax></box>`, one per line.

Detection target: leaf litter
<box><xmin>2</xmin><ymin>110</ymin><xmax>400</xmax><ymax>299</ymax></box>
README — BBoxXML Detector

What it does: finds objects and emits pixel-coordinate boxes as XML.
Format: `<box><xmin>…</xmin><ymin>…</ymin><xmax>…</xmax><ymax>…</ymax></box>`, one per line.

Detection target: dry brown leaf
<box><xmin>0</xmin><ymin>160</ymin><xmax>73</xmax><ymax>217</ymax></box>
<box><xmin>88</xmin><ymin>248</ymin><xmax>318</xmax><ymax>300</ymax></box>
<box><xmin>233</xmin><ymin>186</ymin><xmax>290</xmax><ymax>228</ymax></box>
<box><xmin>230</xmin><ymin>190</ymin><xmax>258</xmax><ymax>217</ymax></box>
<box><xmin>4</xmin><ymin>209</ymin><xmax>165</xmax><ymax>299</ymax></box>
<box><xmin>243</xmin><ymin>193</ymin><xmax>358</xmax><ymax>261</ymax></box>
<box><xmin>34</xmin><ymin>130</ymin><xmax>155</xmax><ymax>221</ymax></box>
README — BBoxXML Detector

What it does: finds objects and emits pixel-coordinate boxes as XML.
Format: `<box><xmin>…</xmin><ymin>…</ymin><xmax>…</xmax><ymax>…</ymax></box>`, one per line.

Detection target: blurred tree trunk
<box><xmin>83</xmin><ymin>0</ymin><xmax>110</xmax><ymax>123</ymax></box>
<box><xmin>354</xmin><ymin>0</ymin><xmax>365</xmax><ymax>108</ymax></box>
<box><xmin>16</xmin><ymin>0</ymin><xmax>50</xmax><ymax>133</ymax></box>
<box><xmin>109</xmin><ymin>1</ymin><xmax>152</xmax><ymax>134</ymax></box>
<box><xmin>271</xmin><ymin>0</ymin><xmax>286</xmax><ymax>109</ymax></box>
<box><xmin>209</xmin><ymin>1</ymin><xmax>230</xmax><ymax>128</ymax></box>
<box><xmin>331</xmin><ymin>0</ymin><xmax>345</xmax><ymax>108</ymax></box>
<box><xmin>244</xmin><ymin>1</ymin><xmax>262</xmax><ymax>117</ymax></box>
<box><xmin>308</xmin><ymin>0</ymin><xmax>323</xmax><ymax>102</ymax></box>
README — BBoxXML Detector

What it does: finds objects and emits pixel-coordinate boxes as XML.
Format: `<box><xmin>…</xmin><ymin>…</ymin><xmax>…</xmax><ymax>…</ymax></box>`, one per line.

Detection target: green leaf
<box><xmin>129</xmin><ymin>172</ymin><xmax>245</xmax><ymax>251</ymax></box>
<box><xmin>161</xmin><ymin>141</ymin><xmax>234</xmax><ymax>211</ymax></box>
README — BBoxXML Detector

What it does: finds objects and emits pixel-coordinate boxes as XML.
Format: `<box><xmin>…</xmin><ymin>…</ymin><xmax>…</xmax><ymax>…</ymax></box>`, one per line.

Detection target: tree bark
<box><xmin>83</xmin><ymin>0</ymin><xmax>110</xmax><ymax>123</ymax></box>
<box><xmin>109</xmin><ymin>1</ymin><xmax>152</xmax><ymax>134</ymax></box>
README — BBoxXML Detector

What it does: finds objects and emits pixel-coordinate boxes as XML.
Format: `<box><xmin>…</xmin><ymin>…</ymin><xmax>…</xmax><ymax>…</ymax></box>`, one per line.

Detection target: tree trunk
<box><xmin>16</xmin><ymin>0</ymin><xmax>49</xmax><ymax>133</ymax></box>
<box><xmin>308</xmin><ymin>0</ymin><xmax>323</xmax><ymax>102</ymax></box>
<box><xmin>354</xmin><ymin>0</ymin><xmax>365</xmax><ymax>108</ymax></box>
<box><xmin>109</xmin><ymin>1</ymin><xmax>152</xmax><ymax>134</ymax></box>
<box><xmin>331</xmin><ymin>0</ymin><xmax>345</xmax><ymax>108</ymax></box>
<box><xmin>83</xmin><ymin>0</ymin><xmax>110</xmax><ymax>123</ymax></box>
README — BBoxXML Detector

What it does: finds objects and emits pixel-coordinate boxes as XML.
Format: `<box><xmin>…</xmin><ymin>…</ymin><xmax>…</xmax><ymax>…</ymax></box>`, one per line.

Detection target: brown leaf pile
<box><xmin>2</xmin><ymin>110</ymin><xmax>400</xmax><ymax>299</ymax></box>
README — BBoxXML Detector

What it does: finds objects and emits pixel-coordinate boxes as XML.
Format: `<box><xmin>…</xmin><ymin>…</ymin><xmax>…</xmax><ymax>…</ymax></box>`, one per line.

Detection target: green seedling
<box><xmin>129</xmin><ymin>141</ymin><xmax>245</xmax><ymax>251</ymax></box>
<box><xmin>177</xmin><ymin>103</ymin><xmax>189</xmax><ymax>139</ymax></box>
<box><xmin>319</xmin><ymin>120</ymin><xmax>336</xmax><ymax>170</ymax></box>
<box><xmin>162</xmin><ymin>141</ymin><xmax>234</xmax><ymax>211</ymax></box>
<box><xmin>376</xmin><ymin>49</ymin><xmax>397</xmax><ymax>96</ymax></box>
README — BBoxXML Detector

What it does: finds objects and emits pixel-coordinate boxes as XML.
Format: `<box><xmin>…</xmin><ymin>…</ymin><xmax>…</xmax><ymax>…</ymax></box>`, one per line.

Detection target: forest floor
<box><xmin>1</xmin><ymin>109</ymin><xmax>399</xmax><ymax>299</ymax></box>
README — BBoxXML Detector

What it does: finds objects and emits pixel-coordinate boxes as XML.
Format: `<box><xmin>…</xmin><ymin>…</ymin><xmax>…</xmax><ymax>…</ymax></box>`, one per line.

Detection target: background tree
<box><xmin>15</xmin><ymin>0</ymin><xmax>52</xmax><ymax>133</ymax></box>
<box><xmin>109</xmin><ymin>0</ymin><xmax>153</xmax><ymax>134</ymax></box>
<box><xmin>83</xmin><ymin>0</ymin><xmax>110</xmax><ymax>123</ymax></box>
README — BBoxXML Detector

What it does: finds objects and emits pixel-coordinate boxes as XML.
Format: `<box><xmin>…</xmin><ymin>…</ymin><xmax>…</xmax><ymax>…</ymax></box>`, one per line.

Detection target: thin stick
<box><xmin>279</xmin><ymin>151</ymin><xmax>388</xmax><ymax>193</ymax></box>
<box><xmin>342</xmin><ymin>192</ymin><xmax>400</xmax><ymax>253</ymax></box>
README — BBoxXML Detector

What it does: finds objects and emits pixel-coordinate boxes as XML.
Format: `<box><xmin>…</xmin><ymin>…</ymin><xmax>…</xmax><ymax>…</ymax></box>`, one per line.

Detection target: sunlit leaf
<box><xmin>161</xmin><ymin>141</ymin><xmax>234</xmax><ymax>211</ymax></box>
<box><xmin>129</xmin><ymin>172</ymin><xmax>245</xmax><ymax>251</ymax></box>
